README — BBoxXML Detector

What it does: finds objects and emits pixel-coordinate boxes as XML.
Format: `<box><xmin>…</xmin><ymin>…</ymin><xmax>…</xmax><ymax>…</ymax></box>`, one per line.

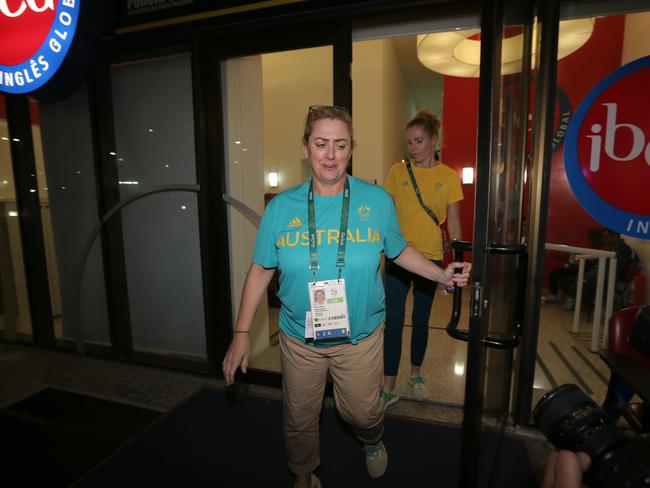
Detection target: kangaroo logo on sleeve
<box><xmin>564</xmin><ymin>55</ymin><xmax>650</xmax><ymax>240</ymax></box>
<box><xmin>0</xmin><ymin>0</ymin><xmax>80</xmax><ymax>94</ymax></box>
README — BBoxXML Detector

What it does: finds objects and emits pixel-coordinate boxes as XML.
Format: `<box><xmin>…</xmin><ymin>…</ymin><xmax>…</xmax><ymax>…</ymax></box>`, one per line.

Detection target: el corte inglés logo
<box><xmin>0</xmin><ymin>0</ymin><xmax>80</xmax><ymax>94</ymax></box>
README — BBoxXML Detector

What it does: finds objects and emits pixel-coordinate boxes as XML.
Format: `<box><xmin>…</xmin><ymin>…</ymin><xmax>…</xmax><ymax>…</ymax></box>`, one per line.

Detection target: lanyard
<box><xmin>308</xmin><ymin>177</ymin><xmax>350</xmax><ymax>281</ymax></box>
<box><xmin>405</xmin><ymin>160</ymin><xmax>440</xmax><ymax>227</ymax></box>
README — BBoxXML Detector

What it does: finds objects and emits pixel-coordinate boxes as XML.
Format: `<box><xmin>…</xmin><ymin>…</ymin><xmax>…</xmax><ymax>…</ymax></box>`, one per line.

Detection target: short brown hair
<box><xmin>303</xmin><ymin>105</ymin><xmax>355</xmax><ymax>148</ymax></box>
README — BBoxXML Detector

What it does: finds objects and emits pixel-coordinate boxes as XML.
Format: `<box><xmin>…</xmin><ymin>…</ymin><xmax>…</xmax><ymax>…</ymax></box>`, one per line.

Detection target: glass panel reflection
<box><xmin>0</xmin><ymin>94</ymin><xmax>33</xmax><ymax>342</ymax></box>
<box><xmin>30</xmin><ymin>100</ymin><xmax>64</xmax><ymax>341</ymax></box>
<box><xmin>537</xmin><ymin>8</ymin><xmax>650</xmax><ymax>409</ymax></box>
<box><xmin>111</xmin><ymin>54</ymin><xmax>207</xmax><ymax>362</ymax></box>
<box><xmin>224</xmin><ymin>47</ymin><xmax>333</xmax><ymax>372</ymax></box>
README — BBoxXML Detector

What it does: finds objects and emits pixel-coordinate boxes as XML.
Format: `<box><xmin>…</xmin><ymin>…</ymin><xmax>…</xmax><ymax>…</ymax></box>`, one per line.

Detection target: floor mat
<box><xmin>1</xmin><ymin>388</ymin><xmax>161</xmax><ymax>487</ymax></box>
<box><xmin>73</xmin><ymin>386</ymin><xmax>537</xmax><ymax>488</ymax></box>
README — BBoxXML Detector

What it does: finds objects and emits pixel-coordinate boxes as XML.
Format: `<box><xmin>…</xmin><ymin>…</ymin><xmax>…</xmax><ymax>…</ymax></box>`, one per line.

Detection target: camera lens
<box><xmin>535</xmin><ymin>384</ymin><xmax>650</xmax><ymax>487</ymax></box>
<box><xmin>533</xmin><ymin>384</ymin><xmax>627</xmax><ymax>462</ymax></box>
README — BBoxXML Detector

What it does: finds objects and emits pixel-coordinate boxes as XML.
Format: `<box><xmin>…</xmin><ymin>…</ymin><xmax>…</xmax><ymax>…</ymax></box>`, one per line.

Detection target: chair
<box><xmin>606</xmin><ymin>306</ymin><xmax>650</xmax><ymax>432</ymax></box>
<box><xmin>608</xmin><ymin>306</ymin><xmax>650</xmax><ymax>366</ymax></box>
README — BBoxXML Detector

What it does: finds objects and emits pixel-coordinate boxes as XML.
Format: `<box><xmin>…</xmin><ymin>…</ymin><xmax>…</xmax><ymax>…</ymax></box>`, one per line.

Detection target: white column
<box><xmin>573</xmin><ymin>257</ymin><xmax>586</xmax><ymax>334</ymax></box>
<box><xmin>602</xmin><ymin>257</ymin><xmax>617</xmax><ymax>349</ymax></box>
<box><xmin>591</xmin><ymin>256</ymin><xmax>606</xmax><ymax>352</ymax></box>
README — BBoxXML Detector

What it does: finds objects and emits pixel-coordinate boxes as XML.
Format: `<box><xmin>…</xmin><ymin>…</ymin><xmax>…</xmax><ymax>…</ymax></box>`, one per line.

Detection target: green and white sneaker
<box><xmin>380</xmin><ymin>388</ymin><xmax>400</xmax><ymax>410</ymax></box>
<box><xmin>408</xmin><ymin>375</ymin><xmax>428</xmax><ymax>401</ymax></box>
<box><xmin>364</xmin><ymin>441</ymin><xmax>388</xmax><ymax>478</ymax></box>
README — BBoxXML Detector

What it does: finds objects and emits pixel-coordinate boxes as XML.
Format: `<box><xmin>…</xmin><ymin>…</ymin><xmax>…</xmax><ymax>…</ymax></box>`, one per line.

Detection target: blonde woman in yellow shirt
<box><xmin>381</xmin><ymin>108</ymin><xmax>463</xmax><ymax>408</ymax></box>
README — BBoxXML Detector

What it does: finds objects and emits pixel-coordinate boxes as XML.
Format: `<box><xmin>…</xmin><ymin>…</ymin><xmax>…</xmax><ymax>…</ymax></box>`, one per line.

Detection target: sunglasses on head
<box><xmin>308</xmin><ymin>105</ymin><xmax>350</xmax><ymax>114</ymax></box>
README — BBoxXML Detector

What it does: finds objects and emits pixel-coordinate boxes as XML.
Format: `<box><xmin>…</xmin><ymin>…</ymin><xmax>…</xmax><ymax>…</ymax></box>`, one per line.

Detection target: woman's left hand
<box><xmin>442</xmin><ymin>261</ymin><xmax>471</xmax><ymax>289</ymax></box>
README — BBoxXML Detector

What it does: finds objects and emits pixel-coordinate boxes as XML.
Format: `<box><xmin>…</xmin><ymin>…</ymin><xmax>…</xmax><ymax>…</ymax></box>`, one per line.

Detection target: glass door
<box><xmin>456</xmin><ymin>0</ymin><xmax>538</xmax><ymax>486</ymax></box>
<box><xmin>204</xmin><ymin>24</ymin><xmax>351</xmax><ymax>382</ymax></box>
<box><xmin>525</xmin><ymin>0</ymin><xmax>650</xmax><ymax>419</ymax></box>
<box><xmin>224</xmin><ymin>45</ymin><xmax>334</xmax><ymax>376</ymax></box>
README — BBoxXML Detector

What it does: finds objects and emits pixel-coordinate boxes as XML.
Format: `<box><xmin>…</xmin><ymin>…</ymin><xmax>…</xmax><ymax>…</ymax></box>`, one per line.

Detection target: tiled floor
<box><xmin>0</xmin><ymin>342</ymin><xmax>207</xmax><ymax>412</ymax></box>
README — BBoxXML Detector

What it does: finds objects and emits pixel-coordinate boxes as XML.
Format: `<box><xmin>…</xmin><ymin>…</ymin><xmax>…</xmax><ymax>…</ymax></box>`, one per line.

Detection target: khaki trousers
<box><xmin>279</xmin><ymin>325</ymin><xmax>385</xmax><ymax>475</ymax></box>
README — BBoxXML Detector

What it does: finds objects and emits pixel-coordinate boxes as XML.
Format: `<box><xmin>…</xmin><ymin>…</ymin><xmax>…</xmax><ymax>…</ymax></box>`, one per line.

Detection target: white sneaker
<box><xmin>380</xmin><ymin>388</ymin><xmax>400</xmax><ymax>411</ymax></box>
<box><xmin>364</xmin><ymin>441</ymin><xmax>388</xmax><ymax>478</ymax></box>
<box><xmin>408</xmin><ymin>375</ymin><xmax>428</xmax><ymax>401</ymax></box>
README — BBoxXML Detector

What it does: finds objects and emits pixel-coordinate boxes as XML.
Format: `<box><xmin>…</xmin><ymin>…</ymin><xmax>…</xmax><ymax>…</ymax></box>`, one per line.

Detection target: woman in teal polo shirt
<box><xmin>222</xmin><ymin>105</ymin><xmax>471</xmax><ymax>488</ymax></box>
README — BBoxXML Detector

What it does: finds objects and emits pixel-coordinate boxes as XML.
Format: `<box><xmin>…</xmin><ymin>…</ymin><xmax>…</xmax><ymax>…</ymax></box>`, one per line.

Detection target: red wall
<box><xmin>441</xmin><ymin>76</ymin><xmax>479</xmax><ymax>255</ymax></box>
<box><xmin>545</xmin><ymin>15</ymin><xmax>624</xmax><ymax>281</ymax></box>
<box><xmin>441</xmin><ymin>16</ymin><xmax>626</xmax><ymax>281</ymax></box>
<box><xmin>546</xmin><ymin>16</ymin><xmax>624</xmax><ymax>243</ymax></box>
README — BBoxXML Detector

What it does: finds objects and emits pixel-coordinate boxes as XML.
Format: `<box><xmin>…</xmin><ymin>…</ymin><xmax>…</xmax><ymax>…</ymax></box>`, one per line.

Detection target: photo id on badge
<box><xmin>307</xmin><ymin>280</ymin><xmax>350</xmax><ymax>342</ymax></box>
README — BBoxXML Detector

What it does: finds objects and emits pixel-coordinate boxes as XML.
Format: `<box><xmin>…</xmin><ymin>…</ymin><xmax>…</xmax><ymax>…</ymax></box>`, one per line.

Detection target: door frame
<box><xmin>458</xmin><ymin>0</ymin><xmax>561</xmax><ymax>485</ymax></box>
<box><xmin>460</xmin><ymin>0</ymin><xmax>511</xmax><ymax>485</ymax></box>
<box><xmin>513</xmin><ymin>0</ymin><xmax>561</xmax><ymax>426</ymax></box>
<box><xmin>195</xmin><ymin>21</ymin><xmax>352</xmax><ymax>383</ymax></box>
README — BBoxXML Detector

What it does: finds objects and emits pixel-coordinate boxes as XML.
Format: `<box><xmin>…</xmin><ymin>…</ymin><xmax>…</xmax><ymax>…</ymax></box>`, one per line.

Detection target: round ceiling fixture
<box><xmin>417</xmin><ymin>18</ymin><xmax>595</xmax><ymax>77</ymax></box>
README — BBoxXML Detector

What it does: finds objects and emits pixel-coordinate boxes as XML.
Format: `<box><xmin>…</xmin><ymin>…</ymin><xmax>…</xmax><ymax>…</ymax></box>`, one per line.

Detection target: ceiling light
<box><xmin>417</xmin><ymin>18</ymin><xmax>594</xmax><ymax>77</ymax></box>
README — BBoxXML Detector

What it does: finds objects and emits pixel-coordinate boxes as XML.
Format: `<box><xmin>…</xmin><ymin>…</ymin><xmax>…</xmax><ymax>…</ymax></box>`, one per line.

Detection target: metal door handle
<box><xmin>446</xmin><ymin>240</ymin><xmax>527</xmax><ymax>349</ymax></box>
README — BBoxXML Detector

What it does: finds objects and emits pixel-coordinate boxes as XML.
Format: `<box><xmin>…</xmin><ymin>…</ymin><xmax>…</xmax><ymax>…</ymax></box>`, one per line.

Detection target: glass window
<box><xmin>0</xmin><ymin>94</ymin><xmax>33</xmax><ymax>343</ymax></box>
<box><xmin>39</xmin><ymin>84</ymin><xmax>111</xmax><ymax>349</ymax></box>
<box><xmin>223</xmin><ymin>46</ymin><xmax>333</xmax><ymax>373</ymax></box>
<box><xmin>110</xmin><ymin>54</ymin><xmax>207</xmax><ymax>361</ymax></box>
<box><xmin>537</xmin><ymin>7</ymin><xmax>650</xmax><ymax>408</ymax></box>
<box><xmin>30</xmin><ymin>100</ymin><xmax>63</xmax><ymax>341</ymax></box>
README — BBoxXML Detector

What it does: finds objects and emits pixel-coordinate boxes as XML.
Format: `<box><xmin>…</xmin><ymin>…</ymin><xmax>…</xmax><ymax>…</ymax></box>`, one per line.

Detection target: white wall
<box><xmin>262</xmin><ymin>46</ymin><xmax>332</xmax><ymax>192</ymax></box>
<box><xmin>259</xmin><ymin>40</ymin><xmax>412</xmax><ymax>189</ymax></box>
<box><xmin>352</xmin><ymin>39</ymin><xmax>413</xmax><ymax>186</ymax></box>
<box><xmin>621</xmin><ymin>11</ymin><xmax>650</xmax><ymax>304</ymax></box>
<box><xmin>225</xmin><ymin>56</ymin><xmax>269</xmax><ymax>358</ymax></box>
<box><xmin>226</xmin><ymin>47</ymin><xmax>333</xmax><ymax>357</ymax></box>
<box><xmin>382</xmin><ymin>39</ymin><xmax>414</xmax><ymax>180</ymax></box>
<box><xmin>352</xmin><ymin>40</ymin><xmax>384</xmax><ymax>184</ymax></box>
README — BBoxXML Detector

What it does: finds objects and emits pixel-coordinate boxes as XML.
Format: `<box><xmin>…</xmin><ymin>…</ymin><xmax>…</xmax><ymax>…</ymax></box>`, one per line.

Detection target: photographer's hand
<box><xmin>542</xmin><ymin>450</ymin><xmax>591</xmax><ymax>488</ymax></box>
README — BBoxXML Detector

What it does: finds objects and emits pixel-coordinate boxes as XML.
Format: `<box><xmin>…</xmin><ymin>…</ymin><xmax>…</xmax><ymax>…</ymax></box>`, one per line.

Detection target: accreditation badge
<box><xmin>308</xmin><ymin>280</ymin><xmax>351</xmax><ymax>342</ymax></box>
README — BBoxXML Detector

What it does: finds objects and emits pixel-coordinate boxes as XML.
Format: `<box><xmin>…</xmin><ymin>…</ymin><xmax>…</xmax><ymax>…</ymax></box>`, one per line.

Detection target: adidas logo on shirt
<box><xmin>287</xmin><ymin>217</ymin><xmax>303</xmax><ymax>229</ymax></box>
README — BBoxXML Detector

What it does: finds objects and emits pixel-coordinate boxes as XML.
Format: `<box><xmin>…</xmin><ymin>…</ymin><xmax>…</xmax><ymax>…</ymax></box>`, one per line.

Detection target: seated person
<box><xmin>580</xmin><ymin>228</ymin><xmax>633</xmax><ymax>309</ymax></box>
<box><xmin>545</xmin><ymin>228</ymin><xmax>603</xmax><ymax>308</ymax></box>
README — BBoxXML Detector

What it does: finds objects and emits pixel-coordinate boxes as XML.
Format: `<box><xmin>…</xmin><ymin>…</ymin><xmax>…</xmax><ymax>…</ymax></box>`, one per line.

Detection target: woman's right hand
<box><xmin>442</xmin><ymin>261</ymin><xmax>472</xmax><ymax>288</ymax></box>
<box><xmin>222</xmin><ymin>264</ymin><xmax>276</xmax><ymax>386</ymax></box>
<box><xmin>222</xmin><ymin>333</ymin><xmax>250</xmax><ymax>386</ymax></box>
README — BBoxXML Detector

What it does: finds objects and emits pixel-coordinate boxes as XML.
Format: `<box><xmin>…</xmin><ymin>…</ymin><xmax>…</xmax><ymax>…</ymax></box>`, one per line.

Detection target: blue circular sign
<box><xmin>564</xmin><ymin>55</ymin><xmax>650</xmax><ymax>239</ymax></box>
<box><xmin>0</xmin><ymin>0</ymin><xmax>80</xmax><ymax>95</ymax></box>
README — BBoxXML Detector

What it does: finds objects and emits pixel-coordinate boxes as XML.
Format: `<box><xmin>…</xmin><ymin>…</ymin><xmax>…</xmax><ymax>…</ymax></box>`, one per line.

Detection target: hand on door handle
<box><xmin>445</xmin><ymin>240</ymin><xmax>527</xmax><ymax>349</ymax></box>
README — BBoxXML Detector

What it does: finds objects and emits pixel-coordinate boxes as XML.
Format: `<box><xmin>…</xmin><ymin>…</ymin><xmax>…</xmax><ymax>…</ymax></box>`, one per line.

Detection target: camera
<box><xmin>533</xmin><ymin>383</ymin><xmax>650</xmax><ymax>487</ymax></box>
